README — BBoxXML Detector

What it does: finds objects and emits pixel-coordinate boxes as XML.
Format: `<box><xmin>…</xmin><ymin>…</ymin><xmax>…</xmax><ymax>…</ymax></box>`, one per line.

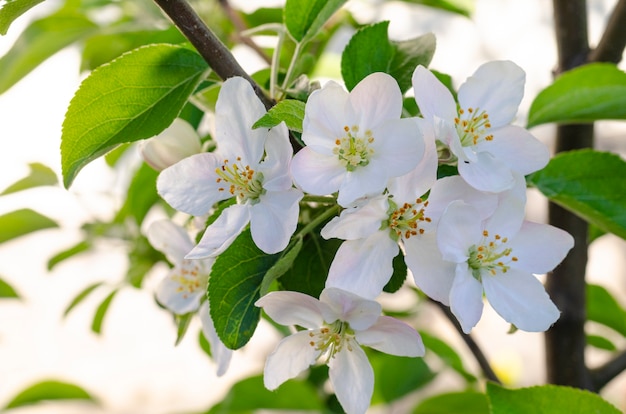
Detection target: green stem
<box><xmin>302</xmin><ymin>195</ymin><xmax>337</xmax><ymax>204</ymax></box>
<box><xmin>294</xmin><ymin>206</ymin><xmax>339</xmax><ymax>240</ymax></box>
<box><xmin>280</xmin><ymin>40</ymin><xmax>304</xmax><ymax>99</ymax></box>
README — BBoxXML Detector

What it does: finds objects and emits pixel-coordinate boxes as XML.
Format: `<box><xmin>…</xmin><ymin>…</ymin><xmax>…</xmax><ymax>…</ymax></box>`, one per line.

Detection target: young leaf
<box><xmin>252</xmin><ymin>99</ymin><xmax>306</xmax><ymax>133</ymax></box>
<box><xmin>527</xmin><ymin>150</ymin><xmax>626</xmax><ymax>240</ymax></box>
<box><xmin>586</xmin><ymin>334</ymin><xmax>617</xmax><ymax>351</ymax></box>
<box><xmin>389</xmin><ymin>33</ymin><xmax>436</xmax><ymax>93</ymax></box>
<box><xmin>413</xmin><ymin>391</ymin><xmax>489</xmax><ymax>414</ymax></box>
<box><xmin>527</xmin><ymin>63</ymin><xmax>626</xmax><ymax>128</ymax></box>
<box><xmin>0</xmin><ymin>11</ymin><xmax>97</xmax><ymax>94</ymax></box>
<box><xmin>174</xmin><ymin>312</ymin><xmax>194</xmax><ymax>346</ymax></box>
<box><xmin>208</xmin><ymin>229</ymin><xmax>280</xmax><ymax>349</ymax></box>
<box><xmin>0</xmin><ymin>208</ymin><xmax>57</xmax><ymax>245</ymax></box>
<box><xmin>383</xmin><ymin>251</ymin><xmax>408</xmax><ymax>293</ymax></box>
<box><xmin>63</xmin><ymin>282</ymin><xmax>104</xmax><ymax>317</ymax></box>
<box><xmin>0</xmin><ymin>162</ymin><xmax>57</xmax><ymax>195</ymax></box>
<box><xmin>3</xmin><ymin>380</ymin><xmax>97</xmax><ymax>410</ymax></box>
<box><xmin>486</xmin><ymin>382</ymin><xmax>621</xmax><ymax>414</ymax></box>
<box><xmin>0</xmin><ymin>0</ymin><xmax>45</xmax><ymax>35</ymax></box>
<box><xmin>284</xmin><ymin>0</ymin><xmax>347</xmax><ymax>43</ymax></box>
<box><xmin>0</xmin><ymin>277</ymin><xmax>20</xmax><ymax>299</ymax></box>
<box><xmin>419</xmin><ymin>330</ymin><xmax>477</xmax><ymax>382</ymax></box>
<box><xmin>48</xmin><ymin>241</ymin><xmax>92</xmax><ymax>271</ymax></box>
<box><xmin>91</xmin><ymin>289</ymin><xmax>118</xmax><ymax>334</ymax></box>
<box><xmin>587</xmin><ymin>283</ymin><xmax>626</xmax><ymax>337</ymax></box>
<box><xmin>61</xmin><ymin>44</ymin><xmax>208</xmax><ymax>188</ymax></box>
<box><xmin>370</xmin><ymin>351</ymin><xmax>435</xmax><ymax>404</ymax></box>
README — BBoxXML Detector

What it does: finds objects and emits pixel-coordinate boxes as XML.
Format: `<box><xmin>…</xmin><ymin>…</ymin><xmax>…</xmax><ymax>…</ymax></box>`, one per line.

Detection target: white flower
<box><xmin>291</xmin><ymin>72</ymin><xmax>424</xmax><ymax>207</ymax></box>
<box><xmin>146</xmin><ymin>219</ymin><xmax>232</xmax><ymax>375</ymax></box>
<box><xmin>256</xmin><ymin>287</ymin><xmax>424</xmax><ymax>414</ymax></box>
<box><xmin>157</xmin><ymin>77</ymin><xmax>303</xmax><ymax>257</ymax></box>
<box><xmin>412</xmin><ymin>61</ymin><xmax>549</xmax><ymax>192</ymax></box>
<box><xmin>433</xmin><ymin>198</ymin><xmax>574</xmax><ymax>333</ymax></box>
<box><xmin>139</xmin><ymin>118</ymin><xmax>202</xmax><ymax>171</ymax></box>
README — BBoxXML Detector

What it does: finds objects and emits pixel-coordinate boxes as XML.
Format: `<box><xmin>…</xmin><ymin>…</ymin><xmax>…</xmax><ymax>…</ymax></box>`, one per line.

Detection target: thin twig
<box><xmin>590</xmin><ymin>349</ymin><xmax>626</xmax><ymax>391</ymax></box>
<box><xmin>588</xmin><ymin>0</ymin><xmax>626</xmax><ymax>63</ymax></box>
<box><xmin>431</xmin><ymin>300</ymin><xmax>502</xmax><ymax>384</ymax></box>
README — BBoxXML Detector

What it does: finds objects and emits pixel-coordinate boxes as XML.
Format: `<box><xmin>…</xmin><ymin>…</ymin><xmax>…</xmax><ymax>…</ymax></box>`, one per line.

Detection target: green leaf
<box><xmin>486</xmin><ymin>382</ymin><xmax>621</xmax><ymax>414</ymax></box>
<box><xmin>0</xmin><ymin>208</ymin><xmax>58</xmax><ymax>245</ymax></box>
<box><xmin>48</xmin><ymin>241</ymin><xmax>91</xmax><ymax>271</ymax></box>
<box><xmin>252</xmin><ymin>99</ymin><xmax>306</xmax><ymax>133</ymax></box>
<box><xmin>174</xmin><ymin>312</ymin><xmax>194</xmax><ymax>346</ymax></box>
<box><xmin>0</xmin><ymin>277</ymin><xmax>20</xmax><ymax>299</ymax></box>
<box><xmin>419</xmin><ymin>330</ymin><xmax>477</xmax><ymax>382</ymax></box>
<box><xmin>1</xmin><ymin>163</ymin><xmax>57</xmax><ymax>195</ymax></box>
<box><xmin>61</xmin><ymin>44</ymin><xmax>208</xmax><ymax>188</ymax></box>
<box><xmin>0</xmin><ymin>0</ymin><xmax>45</xmax><ymax>35</ymax></box>
<box><xmin>527</xmin><ymin>150</ymin><xmax>626</xmax><ymax>240</ymax></box>
<box><xmin>91</xmin><ymin>289</ymin><xmax>118</xmax><ymax>334</ymax></box>
<box><xmin>3</xmin><ymin>380</ymin><xmax>97</xmax><ymax>409</ymax></box>
<box><xmin>400</xmin><ymin>0</ymin><xmax>475</xmax><ymax>17</ymax></box>
<box><xmin>284</xmin><ymin>0</ymin><xmax>346</xmax><ymax>43</ymax></box>
<box><xmin>208</xmin><ymin>229</ymin><xmax>280</xmax><ymax>349</ymax></box>
<box><xmin>371</xmin><ymin>351</ymin><xmax>435</xmax><ymax>404</ymax></box>
<box><xmin>389</xmin><ymin>32</ymin><xmax>436</xmax><ymax>93</ymax></box>
<box><xmin>587</xmin><ymin>283</ymin><xmax>626</xmax><ymax>337</ymax></box>
<box><xmin>259</xmin><ymin>237</ymin><xmax>303</xmax><ymax>295</ymax></box>
<box><xmin>527</xmin><ymin>63</ymin><xmax>626</xmax><ymax>128</ymax></box>
<box><xmin>63</xmin><ymin>282</ymin><xmax>103</xmax><ymax>317</ymax></box>
<box><xmin>114</xmin><ymin>163</ymin><xmax>159</xmax><ymax>225</ymax></box>
<box><xmin>413</xmin><ymin>391</ymin><xmax>489</xmax><ymax>414</ymax></box>
<box><xmin>586</xmin><ymin>334</ymin><xmax>617</xmax><ymax>351</ymax></box>
<box><xmin>383</xmin><ymin>251</ymin><xmax>407</xmax><ymax>293</ymax></box>
<box><xmin>0</xmin><ymin>10</ymin><xmax>97</xmax><ymax>94</ymax></box>
<box><xmin>199</xmin><ymin>330</ymin><xmax>212</xmax><ymax>357</ymax></box>
<box><xmin>126</xmin><ymin>236</ymin><xmax>161</xmax><ymax>288</ymax></box>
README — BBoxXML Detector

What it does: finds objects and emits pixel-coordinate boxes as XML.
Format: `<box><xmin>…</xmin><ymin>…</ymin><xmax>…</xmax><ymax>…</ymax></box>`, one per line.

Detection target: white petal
<box><xmin>321</xmin><ymin>195</ymin><xmax>388</xmax><ymax>240</ymax></box>
<box><xmin>215</xmin><ymin>77</ymin><xmax>267</xmax><ymax>163</ymax></box>
<box><xmin>458</xmin><ymin>60</ymin><xmax>525</xmax><ymax>128</ymax></box>
<box><xmin>437</xmin><ymin>201</ymin><xmax>480</xmax><ymax>263</ymax></box>
<box><xmin>139</xmin><ymin>118</ymin><xmax>202</xmax><ymax>171</ymax></box>
<box><xmin>255</xmin><ymin>290</ymin><xmax>324</xmax><ymax>329</ymax></box>
<box><xmin>349</xmin><ymin>72</ymin><xmax>402</xmax><ymax>129</ymax></box>
<box><xmin>302</xmin><ymin>81</ymin><xmax>351</xmax><ymax>151</ymax></box>
<box><xmin>483</xmin><ymin>268</ymin><xmax>560</xmax><ymax>332</ymax></box>
<box><xmin>146</xmin><ymin>220</ymin><xmax>194</xmax><ymax>263</ymax></box>
<box><xmin>263</xmin><ymin>330</ymin><xmax>320</xmax><ymax>390</ymax></box>
<box><xmin>157</xmin><ymin>152</ymin><xmax>230</xmax><ymax>216</ymax></box>
<box><xmin>337</xmin><ymin>166</ymin><xmax>388</xmax><ymax>207</ymax></box>
<box><xmin>483</xmin><ymin>176</ymin><xmax>527</xmax><ymax>238</ymax></box>
<box><xmin>412</xmin><ymin>65</ymin><xmax>457</xmax><ymax>122</ymax></box>
<box><xmin>258</xmin><ymin>122</ymin><xmax>294</xmax><ymax>191</ymax></box>
<box><xmin>356</xmin><ymin>315</ymin><xmax>425</xmax><ymax>357</ymax></box>
<box><xmin>507</xmin><ymin>221</ymin><xmax>574</xmax><ymax>274</ymax></box>
<box><xmin>369</xmin><ymin>117</ymin><xmax>424</xmax><ymax>178</ymax></box>
<box><xmin>320</xmin><ymin>287</ymin><xmax>382</xmax><ymax>331</ymax></box>
<box><xmin>198</xmin><ymin>301</ymin><xmax>233</xmax><ymax>376</ymax></box>
<box><xmin>325</xmin><ymin>233</ymin><xmax>399</xmax><ymax>301</ymax></box>
<box><xmin>449</xmin><ymin>265</ymin><xmax>484</xmax><ymax>333</ymax></box>
<box><xmin>328</xmin><ymin>343</ymin><xmax>374</xmax><ymax>414</ymax></box>
<box><xmin>426</xmin><ymin>175</ymin><xmax>498</xmax><ymax>223</ymax></box>
<box><xmin>186</xmin><ymin>204</ymin><xmax>250</xmax><ymax>258</ymax></box>
<box><xmin>457</xmin><ymin>151</ymin><xmax>516</xmax><ymax>193</ymax></box>
<box><xmin>290</xmin><ymin>147</ymin><xmax>345</xmax><ymax>196</ymax></box>
<box><xmin>250</xmin><ymin>188</ymin><xmax>303</xmax><ymax>254</ymax></box>
<box><xmin>477</xmin><ymin>125</ymin><xmax>549</xmax><ymax>175</ymax></box>
<box><xmin>156</xmin><ymin>270</ymin><xmax>203</xmax><ymax>314</ymax></box>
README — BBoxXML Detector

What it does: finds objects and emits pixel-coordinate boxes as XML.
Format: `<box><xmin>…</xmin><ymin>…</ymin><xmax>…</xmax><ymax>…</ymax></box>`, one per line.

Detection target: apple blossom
<box><xmin>139</xmin><ymin>118</ymin><xmax>203</xmax><ymax>171</ymax></box>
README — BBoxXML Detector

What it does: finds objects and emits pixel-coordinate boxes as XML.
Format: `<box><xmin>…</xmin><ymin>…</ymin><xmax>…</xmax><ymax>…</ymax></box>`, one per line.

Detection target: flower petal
<box><xmin>259</xmin><ymin>122</ymin><xmax>295</xmax><ymax>191</ymax></box>
<box><xmin>425</xmin><ymin>175</ymin><xmax>498</xmax><ymax>223</ymax></box>
<box><xmin>477</xmin><ymin>125</ymin><xmax>549</xmax><ymax>175</ymax></box>
<box><xmin>356</xmin><ymin>315</ymin><xmax>425</xmax><ymax>357</ymax></box>
<box><xmin>146</xmin><ymin>219</ymin><xmax>194</xmax><ymax>263</ymax></box>
<box><xmin>250</xmin><ymin>188</ymin><xmax>303</xmax><ymax>254</ymax></box>
<box><xmin>349</xmin><ymin>72</ymin><xmax>402</xmax><ymax>129</ymax></box>
<box><xmin>290</xmin><ymin>147</ymin><xmax>345</xmax><ymax>196</ymax></box>
<box><xmin>198</xmin><ymin>301</ymin><xmax>233</xmax><ymax>376</ymax></box>
<box><xmin>139</xmin><ymin>118</ymin><xmax>202</xmax><ymax>171</ymax></box>
<box><xmin>321</xmin><ymin>195</ymin><xmax>388</xmax><ymax>240</ymax></box>
<box><xmin>337</xmin><ymin>166</ymin><xmax>388</xmax><ymax>207</ymax></box>
<box><xmin>437</xmin><ymin>201</ymin><xmax>480</xmax><ymax>263</ymax></box>
<box><xmin>185</xmin><ymin>204</ymin><xmax>250</xmax><ymax>259</ymax></box>
<box><xmin>302</xmin><ymin>81</ymin><xmax>351</xmax><ymax>151</ymax></box>
<box><xmin>482</xmin><ymin>268</ymin><xmax>560</xmax><ymax>332</ymax></box>
<box><xmin>507</xmin><ymin>221</ymin><xmax>574</xmax><ymax>274</ymax></box>
<box><xmin>328</xmin><ymin>342</ymin><xmax>374</xmax><ymax>414</ymax></box>
<box><xmin>320</xmin><ymin>287</ymin><xmax>382</xmax><ymax>331</ymax></box>
<box><xmin>369</xmin><ymin>117</ymin><xmax>424</xmax><ymax>178</ymax></box>
<box><xmin>325</xmin><ymin>233</ymin><xmax>399</xmax><ymax>301</ymax></box>
<box><xmin>155</xmin><ymin>269</ymin><xmax>204</xmax><ymax>314</ymax></box>
<box><xmin>412</xmin><ymin>65</ymin><xmax>457</xmax><ymax>122</ymax></box>
<box><xmin>449</xmin><ymin>264</ymin><xmax>484</xmax><ymax>333</ymax></box>
<box><xmin>457</xmin><ymin>151</ymin><xmax>516</xmax><ymax>193</ymax></box>
<box><xmin>255</xmin><ymin>290</ymin><xmax>324</xmax><ymax>329</ymax></box>
<box><xmin>263</xmin><ymin>330</ymin><xmax>320</xmax><ymax>390</ymax></box>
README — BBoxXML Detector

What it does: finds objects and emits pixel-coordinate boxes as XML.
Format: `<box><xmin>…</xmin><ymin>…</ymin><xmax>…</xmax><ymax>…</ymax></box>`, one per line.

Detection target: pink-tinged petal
<box><xmin>450</xmin><ymin>265</ymin><xmax>484</xmax><ymax>333</ymax></box>
<box><xmin>146</xmin><ymin>220</ymin><xmax>194</xmax><ymax>263</ymax></box>
<box><xmin>337</xmin><ymin>166</ymin><xmax>388</xmax><ymax>207</ymax></box>
<box><xmin>349</xmin><ymin>72</ymin><xmax>402</xmax><ymax>129</ymax></box>
<box><xmin>214</xmin><ymin>77</ymin><xmax>267</xmax><ymax>163</ymax></box>
<box><xmin>412</xmin><ymin>65</ymin><xmax>457</xmax><ymax>122</ymax></box>
<box><xmin>250</xmin><ymin>189</ymin><xmax>303</xmax><ymax>254</ymax></box>
<box><xmin>369</xmin><ymin>118</ymin><xmax>424</xmax><ymax>178</ymax></box>
<box><xmin>139</xmin><ymin>118</ymin><xmax>202</xmax><ymax>171</ymax></box>
<box><xmin>320</xmin><ymin>287</ymin><xmax>382</xmax><ymax>330</ymax></box>
<box><xmin>255</xmin><ymin>290</ymin><xmax>324</xmax><ymax>329</ymax></box>
<box><xmin>356</xmin><ymin>315</ymin><xmax>425</xmax><ymax>357</ymax></box>
<box><xmin>476</xmin><ymin>125</ymin><xmax>549</xmax><ymax>175</ymax></box>
<box><xmin>458</xmin><ymin>60</ymin><xmax>525</xmax><ymax>128</ymax></box>
<box><xmin>507</xmin><ymin>221</ymin><xmax>574</xmax><ymax>274</ymax></box>
<box><xmin>185</xmin><ymin>204</ymin><xmax>250</xmax><ymax>259</ymax></box>
<box><xmin>437</xmin><ymin>201</ymin><xmax>480</xmax><ymax>263</ymax></box>
<box><xmin>302</xmin><ymin>81</ymin><xmax>351</xmax><ymax>151</ymax></box>
<box><xmin>158</xmin><ymin>152</ymin><xmax>231</xmax><ymax>216</ymax></box>
<box><xmin>328</xmin><ymin>342</ymin><xmax>374</xmax><ymax>414</ymax></box>
<box><xmin>482</xmin><ymin>268</ymin><xmax>560</xmax><ymax>332</ymax></box>
<box><xmin>156</xmin><ymin>269</ymin><xmax>204</xmax><ymax>314</ymax></box>
<box><xmin>426</xmin><ymin>175</ymin><xmax>498</xmax><ymax>223</ymax></box>
<box><xmin>259</xmin><ymin>123</ymin><xmax>295</xmax><ymax>191</ymax></box>
<box><xmin>325</xmin><ymin>233</ymin><xmax>399</xmax><ymax>301</ymax></box>
<box><xmin>198</xmin><ymin>302</ymin><xmax>233</xmax><ymax>376</ymax></box>
<box><xmin>404</xmin><ymin>234</ymin><xmax>456</xmax><ymax>305</ymax></box>
<box><xmin>483</xmin><ymin>175</ymin><xmax>526</xmax><ymax>238</ymax></box>
<box><xmin>263</xmin><ymin>330</ymin><xmax>320</xmax><ymax>390</ymax></box>
<box><xmin>290</xmin><ymin>147</ymin><xmax>345</xmax><ymax>196</ymax></box>
<box><xmin>457</xmin><ymin>151</ymin><xmax>516</xmax><ymax>193</ymax></box>
<box><xmin>321</xmin><ymin>195</ymin><xmax>388</xmax><ymax>240</ymax></box>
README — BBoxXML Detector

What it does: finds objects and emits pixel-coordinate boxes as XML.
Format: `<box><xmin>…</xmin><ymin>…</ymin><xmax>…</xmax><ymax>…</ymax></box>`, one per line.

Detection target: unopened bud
<box><xmin>139</xmin><ymin>119</ymin><xmax>202</xmax><ymax>171</ymax></box>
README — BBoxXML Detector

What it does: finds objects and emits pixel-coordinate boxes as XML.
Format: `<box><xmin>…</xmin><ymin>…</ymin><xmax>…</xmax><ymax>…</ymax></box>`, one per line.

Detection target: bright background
<box><xmin>1</xmin><ymin>0</ymin><xmax>625</xmax><ymax>412</ymax></box>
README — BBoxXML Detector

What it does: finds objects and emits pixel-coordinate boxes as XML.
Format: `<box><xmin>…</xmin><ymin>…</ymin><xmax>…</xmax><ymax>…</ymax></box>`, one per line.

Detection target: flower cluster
<box><xmin>145</xmin><ymin>61</ymin><xmax>574</xmax><ymax>414</ymax></box>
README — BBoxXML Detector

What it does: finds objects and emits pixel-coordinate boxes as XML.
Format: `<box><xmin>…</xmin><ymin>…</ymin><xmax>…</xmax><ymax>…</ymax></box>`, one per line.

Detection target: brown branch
<box><xmin>152</xmin><ymin>0</ymin><xmax>275</xmax><ymax>110</ymax></box>
<box><xmin>588</xmin><ymin>0</ymin><xmax>626</xmax><ymax>63</ymax></box>
<box><xmin>590</xmin><ymin>350</ymin><xmax>626</xmax><ymax>390</ymax></box>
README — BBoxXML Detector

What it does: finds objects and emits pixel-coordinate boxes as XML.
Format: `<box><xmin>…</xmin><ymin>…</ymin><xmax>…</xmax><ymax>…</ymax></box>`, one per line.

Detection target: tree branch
<box><xmin>432</xmin><ymin>300</ymin><xmax>502</xmax><ymax>384</ymax></box>
<box><xmin>590</xmin><ymin>349</ymin><xmax>626</xmax><ymax>390</ymax></box>
<box><xmin>588</xmin><ymin>0</ymin><xmax>626</xmax><ymax>63</ymax></box>
<box><xmin>152</xmin><ymin>0</ymin><xmax>275</xmax><ymax>110</ymax></box>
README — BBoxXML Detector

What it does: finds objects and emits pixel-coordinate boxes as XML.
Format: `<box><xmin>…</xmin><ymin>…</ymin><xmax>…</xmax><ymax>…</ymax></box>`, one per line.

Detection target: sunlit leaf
<box><xmin>413</xmin><ymin>391</ymin><xmax>488</xmax><ymax>414</ymax></box>
<box><xmin>63</xmin><ymin>282</ymin><xmax>103</xmax><ymax>317</ymax></box>
<box><xmin>91</xmin><ymin>289</ymin><xmax>118</xmax><ymax>334</ymax></box>
<box><xmin>0</xmin><ymin>277</ymin><xmax>20</xmax><ymax>299</ymax></box>
<box><xmin>3</xmin><ymin>380</ymin><xmax>97</xmax><ymax>409</ymax></box>
<box><xmin>0</xmin><ymin>0</ymin><xmax>45</xmax><ymax>35</ymax></box>
<box><xmin>0</xmin><ymin>163</ymin><xmax>57</xmax><ymax>195</ymax></box>
<box><xmin>252</xmin><ymin>99</ymin><xmax>306</xmax><ymax>133</ymax></box>
<box><xmin>0</xmin><ymin>208</ymin><xmax>57</xmax><ymax>245</ymax></box>
<box><xmin>48</xmin><ymin>241</ymin><xmax>91</xmax><ymax>271</ymax></box>
<box><xmin>284</xmin><ymin>0</ymin><xmax>346</xmax><ymax>42</ymax></box>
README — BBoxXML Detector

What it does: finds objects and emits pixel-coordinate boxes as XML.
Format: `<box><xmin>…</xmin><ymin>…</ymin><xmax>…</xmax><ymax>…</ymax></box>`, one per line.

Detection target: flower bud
<box><xmin>139</xmin><ymin>118</ymin><xmax>202</xmax><ymax>171</ymax></box>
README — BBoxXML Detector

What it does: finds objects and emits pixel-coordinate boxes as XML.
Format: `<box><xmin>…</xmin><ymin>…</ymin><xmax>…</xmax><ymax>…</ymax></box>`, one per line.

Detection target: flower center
<box><xmin>454</xmin><ymin>107</ymin><xmax>494</xmax><ymax>147</ymax></box>
<box><xmin>467</xmin><ymin>230</ymin><xmax>518</xmax><ymax>280</ymax></box>
<box><xmin>384</xmin><ymin>198</ymin><xmax>432</xmax><ymax>241</ymax></box>
<box><xmin>172</xmin><ymin>260</ymin><xmax>206</xmax><ymax>299</ymax></box>
<box><xmin>332</xmin><ymin>125</ymin><xmax>375</xmax><ymax>172</ymax></box>
<box><xmin>215</xmin><ymin>157</ymin><xmax>265</xmax><ymax>204</ymax></box>
<box><xmin>308</xmin><ymin>320</ymin><xmax>356</xmax><ymax>361</ymax></box>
